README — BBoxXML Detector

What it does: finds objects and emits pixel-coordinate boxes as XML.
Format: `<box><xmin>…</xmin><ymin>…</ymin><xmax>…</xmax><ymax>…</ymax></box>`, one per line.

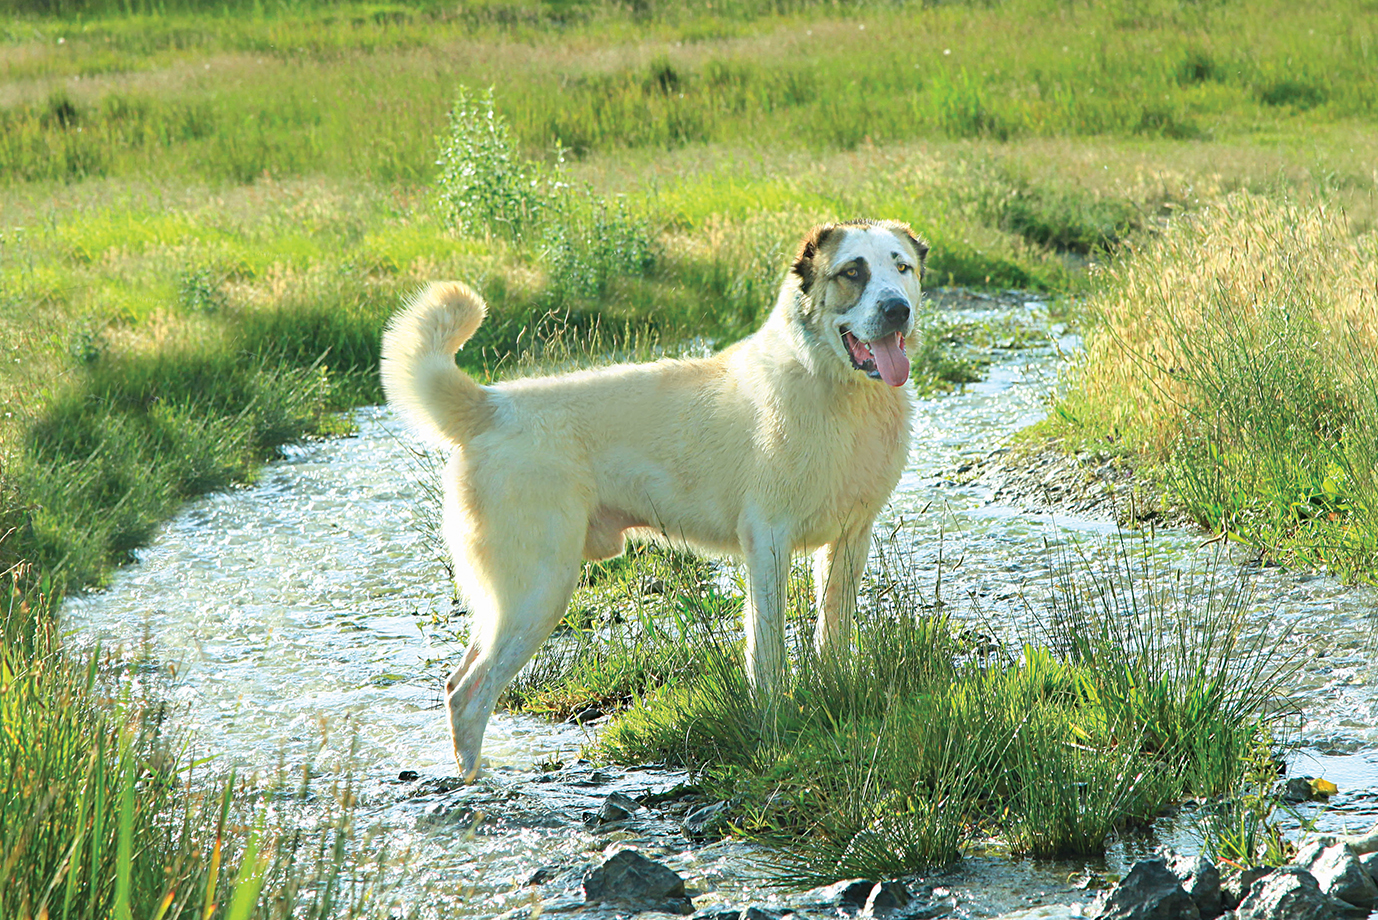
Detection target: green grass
<box><xmin>572</xmin><ymin>535</ymin><xmax>1300</xmax><ymax>882</ymax></box>
<box><xmin>3</xmin><ymin>1</ymin><xmax>1375</xmax><ymax>185</ymax></box>
<box><xmin>0</xmin><ymin>567</ymin><xmax>391</xmax><ymax>920</ymax></box>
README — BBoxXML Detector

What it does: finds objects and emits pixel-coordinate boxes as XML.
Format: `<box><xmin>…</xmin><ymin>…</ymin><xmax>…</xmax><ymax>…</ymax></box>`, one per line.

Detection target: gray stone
<box><xmin>584</xmin><ymin>791</ymin><xmax>641</xmax><ymax>827</ymax></box>
<box><xmin>683</xmin><ymin>801</ymin><xmax>732</xmax><ymax>840</ymax></box>
<box><xmin>1234</xmin><ymin>867</ymin><xmax>1350</xmax><ymax>920</ymax></box>
<box><xmin>691</xmin><ymin>909</ymin><xmax>795</xmax><ymax>920</ymax></box>
<box><xmin>1222</xmin><ymin>868</ymin><xmax>1273</xmax><ymax>912</ymax></box>
<box><xmin>1168</xmin><ymin>852</ymin><xmax>1222</xmax><ymax>919</ymax></box>
<box><xmin>582</xmin><ymin>849</ymin><xmax>694</xmax><ymax>915</ymax></box>
<box><xmin>1359</xmin><ymin>851</ymin><xmax>1378</xmax><ymax>883</ymax></box>
<box><xmin>863</xmin><ymin>880</ymin><xmax>911</xmax><ymax>916</ymax></box>
<box><xmin>1279</xmin><ymin>777</ymin><xmax>1316</xmax><ymax>804</ymax></box>
<box><xmin>1090</xmin><ymin>857</ymin><xmax>1201</xmax><ymax>919</ymax></box>
<box><xmin>1294</xmin><ymin>842</ymin><xmax>1377</xmax><ymax>910</ymax></box>
<box><xmin>832</xmin><ymin>879</ymin><xmax>881</xmax><ymax>910</ymax></box>
<box><xmin>1341</xmin><ymin>822</ymin><xmax>1378</xmax><ymax>856</ymax></box>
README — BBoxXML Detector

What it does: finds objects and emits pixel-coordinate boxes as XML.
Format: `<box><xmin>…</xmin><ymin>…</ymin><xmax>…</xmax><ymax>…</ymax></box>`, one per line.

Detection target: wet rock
<box><xmin>683</xmin><ymin>801</ymin><xmax>732</xmax><ymax>840</ymax></box>
<box><xmin>1278</xmin><ymin>777</ymin><xmax>1309</xmax><ymax>804</ymax></box>
<box><xmin>1166</xmin><ymin>852</ymin><xmax>1222</xmax><ymax>919</ymax></box>
<box><xmin>692</xmin><ymin>909</ymin><xmax>798</xmax><ymax>920</ymax></box>
<box><xmin>1221</xmin><ymin>867</ymin><xmax>1273</xmax><ymax>912</ymax></box>
<box><xmin>524</xmin><ymin>865</ymin><xmax>562</xmax><ymax>887</ymax></box>
<box><xmin>815</xmin><ymin>879</ymin><xmax>913</xmax><ymax>917</ymax></box>
<box><xmin>1234</xmin><ymin>866</ymin><xmax>1353</xmax><ymax>919</ymax></box>
<box><xmin>582</xmin><ymin>849</ymin><xmax>693</xmax><ymax>915</ymax></box>
<box><xmin>827</xmin><ymin>879</ymin><xmax>882</xmax><ymax>911</ymax></box>
<box><xmin>420</xmin><ymin>799</ymin><xmax>484</xmax><ymax>826</ymax></box>
<box><xmin>863</xmin><ymin>880</ymin><xmax>911</xmax><ymax>916</ymax></box>
<box><xmin>412</xmin><ymin>775</ymin><xmax>469</xmax><ymax>795</ymax></box>
<box><xmin>1292</xmin><ymin>841</ymin><xmax>1377</xmax><ymax>911</ymax></box>
<box><xmin>1349</xmin><ymin>824</ymin><xmax>1378</xmax><ymax>856</ymax></box>
<box><xmin>1360</xmin><ymin>851</ymin><xmax>1378</xmax><ymax>883</ymax></box>
<box><xmin>397</xmin><ymin>769</ymin><xmax>419</xmax><ymax>781</ymax></box>
<box><xmin>584</xmin><ymin>791</ymin><xmax>641</xmax><ymax>827</ymax></box>
<box><xmin>1089</xmin><ymin>857</ymin><xmax>1200</xmax><ymax>919</ymax></box>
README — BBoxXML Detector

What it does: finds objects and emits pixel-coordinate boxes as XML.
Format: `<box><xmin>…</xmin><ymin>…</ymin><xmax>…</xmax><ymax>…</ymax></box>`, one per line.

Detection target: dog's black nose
<box><xmin>880</xmin><ymin>297</ymin><xmax>910</xmax><ymax>328</ymax></box>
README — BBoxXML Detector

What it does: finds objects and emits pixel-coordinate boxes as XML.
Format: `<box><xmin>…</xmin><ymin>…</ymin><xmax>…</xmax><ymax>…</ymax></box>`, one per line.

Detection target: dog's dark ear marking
<box><xmin>792</xmin><ymin>224</ymin><xmax>836</xmax><ymax>294</ymax></box>
<box><xmin>893</xmin><ymin>221</ymin><xmax>931</xmax><ymax>280</ymax></box>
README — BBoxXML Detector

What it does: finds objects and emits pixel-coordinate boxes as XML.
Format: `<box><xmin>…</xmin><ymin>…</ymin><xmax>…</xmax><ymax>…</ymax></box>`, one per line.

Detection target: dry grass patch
<box><xmin>1052</xmin><ymin>191</ymin><xmax>1378</xmax><ymax>574</ymax></box>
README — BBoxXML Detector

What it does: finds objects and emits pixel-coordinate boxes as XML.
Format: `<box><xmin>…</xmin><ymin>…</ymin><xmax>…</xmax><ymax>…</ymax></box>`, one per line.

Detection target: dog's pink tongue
<box><xmin>870</xmin><ymin>333</ymin><xmax>909</xmax><ymax>387</ymax></box>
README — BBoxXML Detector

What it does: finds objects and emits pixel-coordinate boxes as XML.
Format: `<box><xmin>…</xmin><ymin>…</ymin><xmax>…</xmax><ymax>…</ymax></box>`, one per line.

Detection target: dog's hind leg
<box><xmin>812</xmin><ymin>521</ymin><xmax>875</xmax><ymax>657</ymax></box>
<box><xmin>444</xmin><ymin>527</ymin><xmax>583</xmax><ymax>782</ymax></box>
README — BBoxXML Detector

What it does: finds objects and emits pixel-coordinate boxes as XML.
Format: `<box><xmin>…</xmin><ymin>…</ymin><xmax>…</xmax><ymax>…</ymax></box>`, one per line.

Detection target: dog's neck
<box><xmin>753</xmin><ymin>278</ymin><xmax>846</xmax><ymax>383</ymax></box>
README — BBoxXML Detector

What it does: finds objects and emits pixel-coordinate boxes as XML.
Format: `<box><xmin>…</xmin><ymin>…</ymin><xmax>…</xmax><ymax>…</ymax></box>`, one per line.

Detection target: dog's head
<box><xmin>790</xmin><ymin>219</ymin><xmax>929</xmax><ymax>387</ymax></box>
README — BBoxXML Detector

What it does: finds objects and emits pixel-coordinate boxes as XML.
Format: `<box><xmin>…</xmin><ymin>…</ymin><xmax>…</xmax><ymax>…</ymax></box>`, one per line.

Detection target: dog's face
<box><xmin>791</xmin><ymin>220</ymin><xmax>929</xmax><ymax>387</ymax></box>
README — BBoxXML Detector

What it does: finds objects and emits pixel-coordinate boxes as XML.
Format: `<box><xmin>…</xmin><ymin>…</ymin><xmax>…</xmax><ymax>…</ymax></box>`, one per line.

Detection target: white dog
<box><xmin>381</xmin><ymin>219</ymin><xmax>927</xmax><ymax>780</ymax></box>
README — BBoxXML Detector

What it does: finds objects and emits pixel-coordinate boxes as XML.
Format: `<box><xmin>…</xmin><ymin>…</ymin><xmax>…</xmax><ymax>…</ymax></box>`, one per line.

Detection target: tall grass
<box><xmin>1050</xmin><ymin>193</ymin><xmax>1378</xmax><ymax>576</ymax></box>
<box><xmin>0</xmin><ymin>565</ymin><xmax>392</xmax><ymax>919</ymax></box>
<box><xmin>588</xmin><ymin>535</ymin><xmax>1299</xmax><ymax>882</ymax></box>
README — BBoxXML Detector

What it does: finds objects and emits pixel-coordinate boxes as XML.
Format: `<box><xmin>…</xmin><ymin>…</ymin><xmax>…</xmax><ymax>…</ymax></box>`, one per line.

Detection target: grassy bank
<box><xmin>1</xmin><ymin>568</ymin><xmax>390</xmax><ymax>919</ymax></box>
<box><xmin>1047</xmin><ymin>194</ymin><xmax>1378</xmax><ymax>578</ymax></box>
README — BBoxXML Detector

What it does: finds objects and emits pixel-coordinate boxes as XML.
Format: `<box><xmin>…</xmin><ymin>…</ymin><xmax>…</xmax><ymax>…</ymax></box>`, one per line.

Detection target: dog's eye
<box><xmin>897</xmin><ymin>263</ymin><xmax>911</xmax><ymax>274</ymax></box>
<box><xmin>844</xmin><ymin>267</ymin><xmax>859</xmax><ymax>279</ymax></box>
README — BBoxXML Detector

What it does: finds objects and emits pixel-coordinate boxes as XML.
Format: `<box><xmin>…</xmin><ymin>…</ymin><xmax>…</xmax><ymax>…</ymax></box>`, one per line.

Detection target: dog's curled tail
<box><xmin>381</xmin><ymin>281</ymin><xmax>493</xmax><ymax>447</ymax></box>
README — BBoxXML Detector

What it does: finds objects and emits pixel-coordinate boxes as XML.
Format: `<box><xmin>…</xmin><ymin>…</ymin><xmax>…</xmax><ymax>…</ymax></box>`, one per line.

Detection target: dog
<box><xmin>381</xmin><ymin>219</ymin><xmax>927</xmax><ymax>780</ymax></box>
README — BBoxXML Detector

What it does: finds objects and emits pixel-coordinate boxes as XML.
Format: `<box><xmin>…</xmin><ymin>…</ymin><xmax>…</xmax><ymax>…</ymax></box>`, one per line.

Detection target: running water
<box><xmin>62</xmin><ymin>291</ymin><xmax>1378</xmax><ymax>918</ymax></box>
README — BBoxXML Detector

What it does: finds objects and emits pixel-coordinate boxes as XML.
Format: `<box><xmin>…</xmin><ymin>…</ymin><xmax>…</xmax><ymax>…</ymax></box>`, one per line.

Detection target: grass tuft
<box><xmin>582</xmin><ymin>534</ymin><xmax>1298</xmax><ymax>882</ymax></box>
<box><xmin>0</xmin><ymin>565</ymin><xmax>392</xmax><ymax>920</ymax></box>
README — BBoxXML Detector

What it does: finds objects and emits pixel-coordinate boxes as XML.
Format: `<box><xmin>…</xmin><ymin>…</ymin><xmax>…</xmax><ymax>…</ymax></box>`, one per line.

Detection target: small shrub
<box><xmin>434</xmin><ymin>86</ymin><xmax>658</xmax><ymax>304</ymax></box>
<box><xmin>435</xmin><ymin>86</ymin><xmax>547</xmax><ymax>239</ymax></box>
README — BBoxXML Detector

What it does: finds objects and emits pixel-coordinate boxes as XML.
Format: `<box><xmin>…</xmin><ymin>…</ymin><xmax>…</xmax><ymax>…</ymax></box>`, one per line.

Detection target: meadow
<box><xmin>2</xmin><ymin>0</ymin><xmax>1376</xmax><ymax>912</ymax></box>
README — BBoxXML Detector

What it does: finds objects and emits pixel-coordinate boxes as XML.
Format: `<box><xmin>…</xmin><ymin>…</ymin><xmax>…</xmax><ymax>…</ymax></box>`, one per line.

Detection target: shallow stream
<box><xmin>64</xmin><ymin>291</ymin><xmax>1378</xmax><ymax>918</ymax></box>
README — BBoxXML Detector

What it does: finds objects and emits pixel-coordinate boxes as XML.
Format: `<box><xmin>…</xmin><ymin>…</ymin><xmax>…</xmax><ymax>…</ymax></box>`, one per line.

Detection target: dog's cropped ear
<box><xmin>792</xmin><ymin>224</ymin><xmax>836</xmax><ymax>294</ymax></box>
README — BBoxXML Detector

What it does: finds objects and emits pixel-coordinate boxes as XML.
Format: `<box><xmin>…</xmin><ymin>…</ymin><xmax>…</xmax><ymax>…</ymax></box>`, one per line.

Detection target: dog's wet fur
<box><xmin>381</xmin><ymin>219</ymin><xmax>928</xmax><ymax>780</ymax></box>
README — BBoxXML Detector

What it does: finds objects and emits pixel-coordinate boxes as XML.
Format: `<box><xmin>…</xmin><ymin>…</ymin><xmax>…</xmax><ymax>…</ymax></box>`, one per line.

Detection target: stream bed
<box><xmin>63</xmin><ymin>291</ymin><xmax>1378</xmax><ymax>919</ymax></box>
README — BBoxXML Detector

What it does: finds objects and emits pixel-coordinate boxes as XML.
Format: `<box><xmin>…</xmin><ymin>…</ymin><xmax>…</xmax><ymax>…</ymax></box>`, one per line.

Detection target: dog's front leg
<box><xmin>740</xmin><ymin>519</ymin><xmax>792</xmax><ymax>706</ymax></box>
<box><xmin>812</xmin><ymin>521</ymin><xmax>875</xmax><ymax>657</ymax></box>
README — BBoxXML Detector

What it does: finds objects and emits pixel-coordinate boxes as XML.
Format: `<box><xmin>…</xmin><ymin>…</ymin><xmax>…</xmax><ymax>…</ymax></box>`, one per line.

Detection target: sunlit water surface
<box><xmin>64</xmin><ymin>294</ymin><xmax>1378</xmax><ymax>918</ymax></box>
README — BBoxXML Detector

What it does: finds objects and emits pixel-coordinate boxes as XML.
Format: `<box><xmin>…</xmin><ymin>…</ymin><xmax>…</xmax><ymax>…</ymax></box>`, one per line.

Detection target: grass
<box><xmin>3</xmin><ymin>1</ymin><xmax>1375</xmax><ymax>184</ymax></box>
<box><xmin>559</xmin><ymin>533</ymin><xmax>1303</xmax><ymax>883</ymax></box>
<box><xmin>1046</xmin><ymin>193</ymin><xmax>1378</xmax><ymax>578</ymax></box>
<box><xmin>0</xmin><ymin>566</ymin><xmax>392</xmax><ymax>920</ymax></box>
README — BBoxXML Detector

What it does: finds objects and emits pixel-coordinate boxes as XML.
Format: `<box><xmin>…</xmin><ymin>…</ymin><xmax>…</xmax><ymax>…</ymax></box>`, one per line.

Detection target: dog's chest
<box><xmin>769</xmin><ymin>386</ymin><xmax>910</xmax><ymax>515</ymax></box>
